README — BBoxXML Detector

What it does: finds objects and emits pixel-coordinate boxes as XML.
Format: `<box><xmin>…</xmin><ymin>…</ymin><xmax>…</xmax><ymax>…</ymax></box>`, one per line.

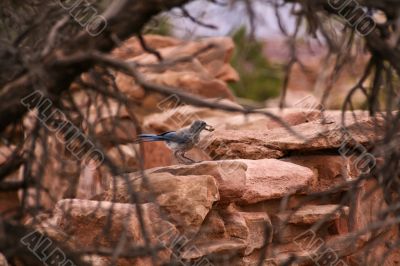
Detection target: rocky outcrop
<box><xmin>205</xmin><ymin>112</ymin><xmax>383</xmax><ymax>160</ymax></box>
<box><xmin>100</xmin><ymin>159</ymin><xmax>314</xmax><ymax>205</ymax></box>
<box><xmin>113</xmin><ymin>36</ymin><xmax>239</xmax><ymax>115</ymax></box>
<box><xmin>28</xmin><ymin>106</ymin><xmax>394</xmax><ymax>266</ymax></box>
<box><xmin>283</xmin><ymin>154</ymin><xmax>360</xmax><ymax>192</ymax></box>
<box><xmin>271</xmin><ymin>204</ymin><xmax>349</xmax><ymax>225</ymax></box>
<box><xmin>57</xmin><ymin>35</ymin><xmax>242</xmax><ymax>202</ymax></box>
<box><xmin>6</xmin><ymin>35</ymin><xmax>394</xmax><ymax>266</ymax></box>
<box><xmin>238</xmin><ymin>159</ymin><xmax>314</xmax><ymax>204</ymax></box>
<box><xmin>41</xmin><ymin>199</ymin><xmax>178</xmax><ymax>266</ymax></box>
<box><xmin>100</xmin><ymin>171</ymin><xmax>219</xmax><ymax>238</ymax></box>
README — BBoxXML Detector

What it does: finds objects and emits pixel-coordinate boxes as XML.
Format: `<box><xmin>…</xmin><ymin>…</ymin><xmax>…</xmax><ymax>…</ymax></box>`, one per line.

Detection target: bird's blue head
<box><xmin>189</xmin><ymin>120</ymin><xmax>214</xmax><ymax>133</ymax></box>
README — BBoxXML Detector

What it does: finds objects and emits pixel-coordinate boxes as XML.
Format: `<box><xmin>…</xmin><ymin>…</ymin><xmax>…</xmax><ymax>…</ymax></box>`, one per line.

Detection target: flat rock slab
<box><xmin>273</xmin><ymin>204</ymin><xmax>350</xmax><ymax>225</ymax></box>
<box><xmin>46</xmin><ymin>199</ymin><xmax>177</xmax><ymax>265</ymax></box>
<box><xmin>144</xmin><ymin>159</ymin><xmax>314</xmax><ymax>205</ymax></box>
<box><xmin>99</xmin><ymin>172</ymin><xmax>219</xmax><ymax>238</ymax></box>
<box><xmin>96</xmin><ymin>157</ymin><xmax>314</xmax><ymax>248</ymax></box>
<box><xmin>181</xmin><ymin>239</ymin><xmax>247</xmax><ymax>260</ymax></box>
<box><xmin>148</xmin><ymin>160</ymin><xmax>248</xmax><ymax>202</ymax></box>
<box><xmin>283</xmin><ymin>154</ymin><xmax>360</xmax><ymax>193</ymax></box>
<box><xmin>52</xmin><ymin>199</ymin><xmax>176</xmax><ymax>244</ymax></box>
<box><xmin>105</xmin><ymin>158</ymin><xmax>314</xmax><ymax>206</ymax></box>
<box><xmin>206</xmin><ymin>114</ymin><xmax>384</xmax><ymax>160</ymax></box>
<box><xmin>237</xmin><ymin>159</ymin><xmax>315</xmax><ymax>204</ymax></box>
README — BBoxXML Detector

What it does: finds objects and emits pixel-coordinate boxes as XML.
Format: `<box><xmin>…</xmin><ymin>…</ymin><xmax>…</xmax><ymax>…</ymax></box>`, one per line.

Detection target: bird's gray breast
<box><xmin>165</xmin><ymin>141</ymin><xmax>184</xmax><ymax>151</ymax></box>
<box><xmin>165</xmin><ymin>132</ymin><xmax>197</xmax><ymax>152</ymax></box>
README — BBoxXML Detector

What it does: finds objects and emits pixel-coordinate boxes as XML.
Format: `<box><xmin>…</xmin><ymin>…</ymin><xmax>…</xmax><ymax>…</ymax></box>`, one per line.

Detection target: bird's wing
<box><xmin>136</xmin><ymin>131</ymin><xmax>176</xmax><ymax>142</ymax></box>
<box><xmin>136</xmin><ymin>131</ymin><xmax>189</xmax><ymax>143</ymax></box>
<box><xmin>139</xmin><ymin>134</ymin><xmax>160</xmax><ymax>138</ymax></box>
<box><xmin>159</xmin><ymin>131</ymin><xmax>175</xmax><ymax>136</ymax></box>
<box><xmin>160</xmin><ymin>131</ymin><xmax>188</xmax><ymax>143</ymax></box>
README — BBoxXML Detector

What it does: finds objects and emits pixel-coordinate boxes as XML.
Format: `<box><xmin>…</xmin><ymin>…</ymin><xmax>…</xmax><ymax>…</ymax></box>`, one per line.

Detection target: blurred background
<box><xmin>1</xmin><ymin>0</ymin><xmax>400</xmax><ymax>265</ymax></box>
<box><xmin>146</xmin><ymin>0</ymin><xmax>371</xmax><ymax>109</ymax></box>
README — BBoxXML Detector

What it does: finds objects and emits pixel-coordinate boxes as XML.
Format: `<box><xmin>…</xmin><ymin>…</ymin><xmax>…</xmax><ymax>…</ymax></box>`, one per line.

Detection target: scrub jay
<box><xmin>135</xmin><ymin>120</ymin><xmax>214</xmax><ymax>164</ymax></box>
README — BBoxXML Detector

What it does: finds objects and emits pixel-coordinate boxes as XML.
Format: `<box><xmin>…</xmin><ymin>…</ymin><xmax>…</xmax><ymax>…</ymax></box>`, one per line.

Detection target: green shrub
<box><xmin>143</xmin><ymin>15</ymin><xmax>173</xmax><ymax>36</ymax></box>
<box><xmin>230</xmin><ymin>27</ymin><xmax>283</xmax><ymax>102</ymax></box>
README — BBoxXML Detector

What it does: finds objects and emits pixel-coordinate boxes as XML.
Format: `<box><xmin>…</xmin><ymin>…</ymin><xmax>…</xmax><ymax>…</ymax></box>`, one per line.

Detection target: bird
<box><xmin>135</xmin><ymin>120</ymin><xmax>214</xmax><ymax>164</ymax></box>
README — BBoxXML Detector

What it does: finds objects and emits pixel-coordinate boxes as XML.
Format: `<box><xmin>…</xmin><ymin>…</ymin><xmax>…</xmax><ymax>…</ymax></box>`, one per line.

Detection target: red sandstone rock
<box><xmin>46</xmin><ymin>199</ymin><xmax>177</xmax><ymax>266</ymax></box>
<box><xmin>111</xmin><ymin>34</ymin><xmax>182</xmax><ymax>60</ymax></box>
<box><xmin>347</xmin><ymin>226</ymin><xmax>400</xmax><ymax>265</ymax></box>
<box><xmin>181</xmin><ymin>239</ymin><xmax>247</xmax><ymax>260</ymax></box>
<box><xmin>99</xmin><ymin>172</ymin><xmax>219</xmax><ymax>238</ymax></box>
<box><xmin>17</xmin><ymin>134</ymin><xmax>81</xmax><ymax>211</ymax></box>
<box><xmin>283</xmin><ymin>155</ymin><xmax>359</xmax><ymax>193</ymax></box>
<box><xmin>180</xmin><ymin>204</ymin><xmax>272</xmax><ymax>261</ymax></box>
<box><xmin>221</xmin><ymin>208</ymin><xmax>249</xmax><ymax>240</ymax></box>
<box><xmin>239</xmin><ymin>159</ymin><xmax>314</xmax><ymax>204</ymax></box>
<box><xmin>113</xmin><ymin>36</ymin><xmax>239</xmax><ymax>111</ymax></box>
<box><xmin>147</xmin><ymin>160</ymin><xmax>247</xmax><ymax>202</ymax></box>
<box><xmin>240</xmin><ymin>212</ymin><xmax>272</xmax><ymax>255</ymax></box>
<box><xmin>272</xmin><ymin>205</ymin><xmax>349</xmax><ymax>225</ymax></box>
<box><xmin>129</xmin><ymin>36</ymin><xmax>236</xmax><ymax>81</ymax></box>
<box><xmin>102</xmin><ymin>141</ymin><xmax>173</xmax><ymax>173</ymax></box>
<box><xmin>216</xmin><ymin>63</ymin><xmax>240</xmax><ymax>82</ymax></box>
<box><xmin>206</xmin><ymin>114</ymin><xmax>384</xmax><ymax>160</ymax></box>
<box><xmin>352</xmin><ymin>179</ymin><xmax>392</xmax><ymax>243</ymax></box>
<box><xmin>93</xmin><ymin>116</ymin><xmax>137</xmax><ymax>147</ymax></box>
<box><xmin>196</xmin><ymin>209</ymin><xmax>227</xmax><ymax>241</ymax></box>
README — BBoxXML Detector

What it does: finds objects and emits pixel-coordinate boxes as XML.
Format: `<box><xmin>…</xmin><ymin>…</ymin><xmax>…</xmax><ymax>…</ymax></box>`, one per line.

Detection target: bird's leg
<box><xmin>174</xmin><ymin>151</ymin><xmax>184</xmax><ymax>164</ymax></box>
<box><xmin>181</xmin><ymin>152</ymin><xmax>196</xmax><ymax>164</ymax></box>
<box><xmin>174</xmin><ymin>151</ymin><xmax>188</xmax><ymax>164</ymax></box>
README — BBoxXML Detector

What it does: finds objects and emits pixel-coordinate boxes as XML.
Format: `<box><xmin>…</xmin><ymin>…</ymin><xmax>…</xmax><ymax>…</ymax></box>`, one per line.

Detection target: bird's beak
<box><xmin>204</xmin><ymin>124</ymin><xmax>214</xmax><ymax>132</ymax></box>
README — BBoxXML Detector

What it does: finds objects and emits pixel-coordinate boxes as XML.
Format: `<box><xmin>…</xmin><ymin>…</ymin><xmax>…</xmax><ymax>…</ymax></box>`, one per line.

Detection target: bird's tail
<box><xmin>134</xmin><ymin>134</ymin><xmax>166</xmax><ymax>143</ymax></box>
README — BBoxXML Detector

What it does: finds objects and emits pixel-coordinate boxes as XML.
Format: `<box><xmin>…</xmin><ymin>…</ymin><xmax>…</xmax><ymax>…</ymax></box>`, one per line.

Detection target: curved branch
<box><xmin>55</xmin><ymin>51</ymin><xmax>306</xmax><ymax>140</ymax></box>
<box><xmin>0</xmin><ymin>0</ymin><xmax>192</xmax><ymax>133</ymax></box>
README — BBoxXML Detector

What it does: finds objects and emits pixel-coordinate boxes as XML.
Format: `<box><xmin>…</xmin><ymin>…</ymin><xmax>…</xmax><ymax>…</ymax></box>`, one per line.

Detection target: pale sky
<box><xmin>170</xmin><ymin>0</ymin><xmax>298</xmax><ymax>40</ymax></box>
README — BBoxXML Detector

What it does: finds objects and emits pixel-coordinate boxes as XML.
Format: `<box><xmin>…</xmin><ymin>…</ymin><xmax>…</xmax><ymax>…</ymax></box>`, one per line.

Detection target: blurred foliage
<box><xmin>230</xmin><ymin>27</ymin><xmax>283</xmax><ymax>102</ymax></box>
<box><xmin>143</xmin><ymin>15</ymin><xmax>173</xmax><ymax>36</ymax></box>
